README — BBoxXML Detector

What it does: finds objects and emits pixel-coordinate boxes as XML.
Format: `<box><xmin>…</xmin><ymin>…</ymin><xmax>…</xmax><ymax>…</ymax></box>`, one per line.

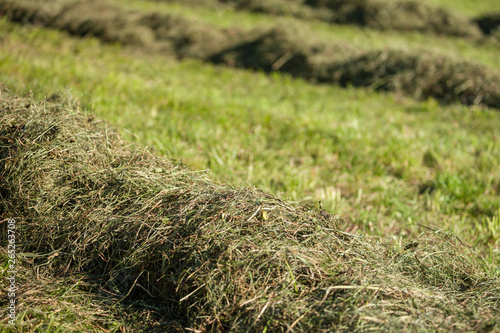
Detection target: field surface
<box><xmin>0</xmin><ymin>0</ymin><xmax>499</xmax><ymax>332</ymax></box>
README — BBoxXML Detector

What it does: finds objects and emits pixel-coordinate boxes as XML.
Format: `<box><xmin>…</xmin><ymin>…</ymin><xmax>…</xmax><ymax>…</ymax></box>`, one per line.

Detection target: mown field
<box><xmin>1</xmin><ymin>0</ymin><xmax>500</xmax><ymax>332</ymax></box>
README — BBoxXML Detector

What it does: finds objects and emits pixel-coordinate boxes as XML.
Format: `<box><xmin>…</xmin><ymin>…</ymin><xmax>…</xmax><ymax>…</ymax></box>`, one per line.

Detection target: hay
<box><xmin>312</xmin><ymin>0</ymin><xmax>481</xmax><ymax>38</ymax></box>
<box><xmin>2</xmin><ymin>0</ymin><xmax>500</xmax><ymax>109</ymax></box>
<box><xmin>221</xmin><ymin>0</ymin><xmax>309</xmax><ymax>18</ymax></box>
<box><xmin>0</xmin><ymin>0</ymin><xmax>61</xmax><ymax>25</ymax></box>
<box><xmin>0</xmin><ymin>0</ymin><xmax>154</xmax><ymax>45</ymax></box>
<box><xmin>0</xmin><ymin>0</ymin><xmax>241</xmax><ymax>58</ymax></box>
<box><xmin>210</xmin><ymin>25</ymin><xmax>500</xmax><ymax>109</ymax></box>
<box><xmin>474</xmin><ymin>12</ymin><xmax>500</xmax><ymax>42</ymax></box>
<box><xmin>212</xmin><ymin>0</ymin><xmax>484</xmax><ymax>38</ymax></box>
<box><xmin>322</xmin><ymin>49</ymin><xmax>500</xmax><ymax>107</ymax></box>
<box><xmin>139</xmin><ymin>13</ymin><xmax>243</xmax><ymax>59</ymax></box>
<box><xmin>1</xmin><ymin>88</ymin><xmax>500</xmax><ymax>331</ymax></box>
<box><xmin>52</xmin><ymin>0</ymin><xmax>155</xmax><ymax>45</ymax></box>
<box><xmin>208</xmin><ymin>22</ymin><xmax>318</xmax><ymax>75</ymax></box>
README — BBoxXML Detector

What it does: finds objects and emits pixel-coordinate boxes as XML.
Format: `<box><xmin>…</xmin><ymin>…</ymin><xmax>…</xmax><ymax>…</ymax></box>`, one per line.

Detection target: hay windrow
<box><xmin>1</xmin><ymin>0</ymin><xmax>500</xmax><ymax>110</ymax></box>
<box><xmin>209</xmin><ymin>26</ymin><xmax>500</xmax><ymax>109</ymax></box>
<box><xmin>474</xmin><ymin>12</ymin><xmax>500</xmax><ymax>42</ymax></box>
<box><xmin>173</xmin><ymin>0</ymin><xmax>483</xmax><ymax>39</ymax></box>
<box><xmin>1</xmin><ymin>90</ymin><xmax>500</xmax><ymax>331</ymax></box>
<box><xmin>2</xmin><ymin>0</ymin><xmax>482</xmax><ymax>40</ymax></box>
<box><xmin>321</xmin><ymin>49</ymin><xmax>500</xmax><ymax>107</ymax></box>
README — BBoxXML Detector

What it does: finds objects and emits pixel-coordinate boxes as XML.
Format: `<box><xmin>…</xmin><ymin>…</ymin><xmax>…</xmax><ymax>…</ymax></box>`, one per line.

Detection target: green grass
<box><xmin>1</xmin><ymin>17</ymin><xmax>499</xmax><ymax>269</ymax></box>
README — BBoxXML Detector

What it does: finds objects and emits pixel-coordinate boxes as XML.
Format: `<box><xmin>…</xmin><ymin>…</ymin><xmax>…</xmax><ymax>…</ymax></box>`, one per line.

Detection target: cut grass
<box><xmin>139</xmin><ymin>0</ymin><xmax>497</xmax><ymax>37</ymax></box>
<box><xmin>1</xmin><ymin>90</ymin><xmax>499</xmax><ymax>332</ymax></box>
<box><xmin>120</xmin><ymin>0</ymin><xmax>500</xmax><ymax>70</ymax></box>
<box><xmin>2</xmin><ymin>0</ymin><xmax>500</xmax><ymax>110</ymax></box>
<box><xmin>0</xmin><ymin>260</ymin><xmax>157</xmax><ymax>332</ymax></box>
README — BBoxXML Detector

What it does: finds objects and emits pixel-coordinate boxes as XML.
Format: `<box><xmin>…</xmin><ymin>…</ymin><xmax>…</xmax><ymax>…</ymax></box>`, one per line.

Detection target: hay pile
<box><xmin>1</xmin><ymin>89</ymin><xmax>500</xmax><ymax>331</ymax></box>
<box><xmin>474</xmin><ymin>12</ymin><xmax>500</xmax><ymax>41</ymax></box>
<box><xmin>191</xmin><ymin>0</ymin><xmax>484</xmax><ymax>38</ymax></box>
<box><xmin>2</xmin><ymin>0</ymin><xmax>500</xmax><ymax>110</ymax></box>
<box><xmin>322</xmin><ymin>49</ymin><xmax>500</xmax><ymax>107</ymax></box>
<box><xmin>210</xmin><ymin>25</ymin><xmax>500</xmax><ymax>108</ymax></box>
<box><xmin>0</xmin><ymin>0</ymin><xmax>245</xmax><ymax>58</ymax></box>
<box><xmin>0</xmin><ymin>0</ymin><xmax>145</xmax><ymax>43</ymax></box>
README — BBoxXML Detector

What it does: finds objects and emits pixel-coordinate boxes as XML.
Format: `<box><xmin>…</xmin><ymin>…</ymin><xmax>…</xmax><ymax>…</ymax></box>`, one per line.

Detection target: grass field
<box><xmin>1</xmin><ymin>0</ymin><xmax>500</xmax><ymax>331</ymax></box>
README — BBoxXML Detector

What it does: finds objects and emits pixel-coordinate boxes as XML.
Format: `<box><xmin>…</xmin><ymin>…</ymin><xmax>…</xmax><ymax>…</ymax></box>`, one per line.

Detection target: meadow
<box><xmin>0</xmin><ymin>0</ymin><xmax>499</xmax><ymax>331</ymax></box>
